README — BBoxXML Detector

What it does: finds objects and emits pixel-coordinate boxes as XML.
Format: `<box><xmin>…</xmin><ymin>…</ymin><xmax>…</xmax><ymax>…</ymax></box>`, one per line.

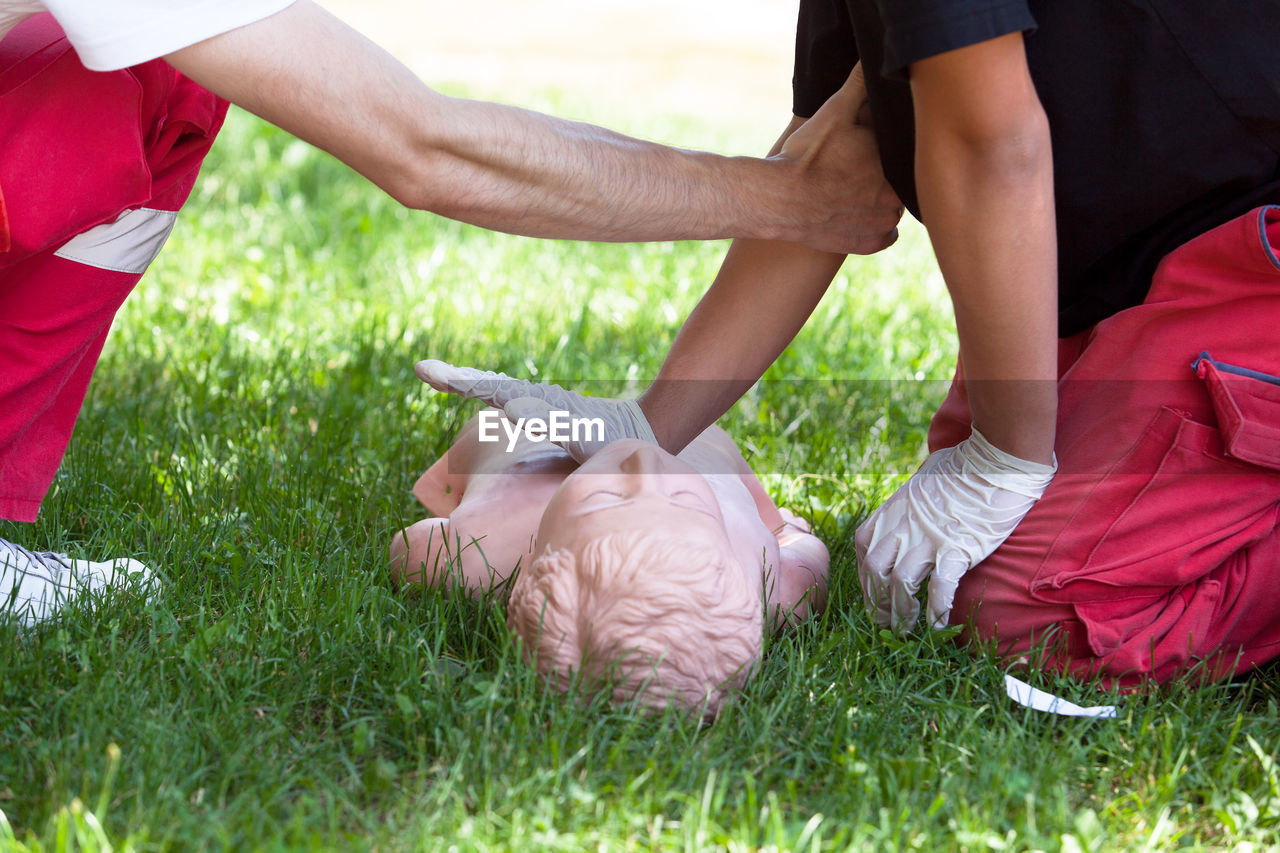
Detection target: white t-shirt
<box><xmin>0</xmin><ymin>0</ymin><xmax>296</xmax><ymax>71</ymax></box>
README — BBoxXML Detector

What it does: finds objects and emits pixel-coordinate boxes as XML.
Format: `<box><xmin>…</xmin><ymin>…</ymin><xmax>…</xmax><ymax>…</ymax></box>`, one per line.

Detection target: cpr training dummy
<box><xmin>389</xmin><ymin>404</ymin><xmax>829</xmax><ymax>719</ymax></box>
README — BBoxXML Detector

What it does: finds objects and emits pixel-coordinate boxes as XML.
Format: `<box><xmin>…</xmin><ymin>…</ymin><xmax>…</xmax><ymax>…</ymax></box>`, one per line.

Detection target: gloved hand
<box><xmin>854</xmin><ymin>427</ymin><xmax>1056</xmax><ymax>633</ymax></box>
<box><xmin>415</xmin><ymin>359</ymin><xmax>657</xmax><ymax>462</ymax></box>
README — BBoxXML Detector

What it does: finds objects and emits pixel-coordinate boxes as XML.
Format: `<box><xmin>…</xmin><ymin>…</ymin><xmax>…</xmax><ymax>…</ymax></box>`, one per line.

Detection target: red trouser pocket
<box><xmin>1194</xmin><ymin>352</ymin><xmax>1280</xmax><ymax>470</ymax></box>
<box><xmin>0</xmin><ymin>15</ymin><xmax>149</xmax><ymax>267</ymax></box>
<box><xmin>1032</xmin><ymin>406</ymin><xmax>1279</xmax><ymax>603</ymax></box>
<box><xmin>1029</xmin><ymin>404</ymin><xmax>1280</xmax><ymax>670</ymax></box>
<box><xmin>0</xmin><ymin>14</ymin><xmax>227</xmax><ymax>268</ymax></box>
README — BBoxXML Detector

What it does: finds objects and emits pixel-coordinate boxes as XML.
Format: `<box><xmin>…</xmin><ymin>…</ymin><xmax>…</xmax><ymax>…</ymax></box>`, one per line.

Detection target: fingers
<box><xmin>888</xmin><ymin>557</ymin><xmax>927</xmax><ymax>633</ymax></box>
<box><xmin>926</xmin><ymin>551</ymin><xmax>970</xmax><ymax>631</ymax></box>
<box><xmin>504</xmin><ymin>395</ymin><xmax>609</xmax><ymax>463</ymax></box>
<box><xmin>415</xmin><ymin>361</ymin><xmax>656</xmax><ymax>464</ymax></box>
<box><xmin>856</xmin><ymin>554</ymin><xmax>925</xmax><ymax>634</ymax></box>
<box><xmin>416</xmin><ymin>360</ymin><xmax>505</xmax><ymax>400</ymax></box>
<box><xmin>846</xmin><ymin>62</ymin><xmax>875</xmax><ymax>128</ymax></box>
<box><xmin>859</xmin><ymin>536</ymin><xmax>976</xmax><ymax>634</ymax></box>
<box><xmin>501</xmin><ymin>395</ymin><xmax>555</xmax><ymax>423</ymax></box>
<box><xmin>855</xmin><ymin>507</ymin><xmax>902</xmax><ymax>630</ymax></box>
<box><xmin>855</xmin><ymin>495</ymin><xmax>945</xmax><ymax>633</ymax></box>
<box><xmin>857</xmin><ymin>564</ymin><xmax>891</xmax><ymax>628</ymax></box>
<box><xmin>415</xmin><ymin>359</ymin><xmax>547</xmax><ymax>408</ymax></box>
<box><xmin>851</xmin><ymin>431</ymin><xmax>1044</xmax><ymax>637</ymax></box>
<box><xmin>414</xmin><ymin>358</ymin><xmax>463</xmax><ymax>392</ymax></box>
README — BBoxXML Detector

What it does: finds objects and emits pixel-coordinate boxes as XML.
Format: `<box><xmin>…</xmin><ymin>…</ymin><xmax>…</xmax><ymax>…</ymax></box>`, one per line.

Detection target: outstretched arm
<box><xmin>166</xmin><ymin>1</ymin><xmax>897</xmax><ymax>253</ymax></box>
<box><xmin>638</xmin><ymin>65</ymin><xmax>898</xmax><ymax>452</ymax></box>
<box><xmin>639</xmin><ymin>232</ymin><xmax>848</xmax><ymax>453</ymax></box>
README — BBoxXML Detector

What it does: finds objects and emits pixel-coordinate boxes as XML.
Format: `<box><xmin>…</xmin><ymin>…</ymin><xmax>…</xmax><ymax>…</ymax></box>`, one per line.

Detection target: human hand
<box><xmin>777</xmin><ymin>63</ymin><xmax>904</xmax><ymax>255</ymax></box>
<box><xmin>415</xmin><ymin>359</ymin><xmax>656</xmax><ymax>462</ymax></box>
<box><xmin>854</xmin><ymin>428</ymin><xmax>1056</xmax><ymax>633</ymax></box>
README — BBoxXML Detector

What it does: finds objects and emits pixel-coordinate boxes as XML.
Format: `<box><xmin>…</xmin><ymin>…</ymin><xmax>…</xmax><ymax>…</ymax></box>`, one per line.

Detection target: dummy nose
<box><xmin>618</xmin><ymin>443</ymin><xmax>665</xmax><ymax>476</ymax></box>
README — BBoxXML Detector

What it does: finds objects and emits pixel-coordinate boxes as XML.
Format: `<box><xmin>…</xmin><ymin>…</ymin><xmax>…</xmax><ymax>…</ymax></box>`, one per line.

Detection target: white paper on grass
<box><xmin>1004</xmin><ymin>674</ymin><xmax>1117</xmax><ymax>718</ymax></box>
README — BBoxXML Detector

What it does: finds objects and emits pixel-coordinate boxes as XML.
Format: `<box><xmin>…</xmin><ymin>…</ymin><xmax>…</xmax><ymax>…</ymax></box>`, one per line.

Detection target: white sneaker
<box><xmin>0</xmin><ymin>538</ymin><xmax>156</xmax><ymax>626</ymax></box>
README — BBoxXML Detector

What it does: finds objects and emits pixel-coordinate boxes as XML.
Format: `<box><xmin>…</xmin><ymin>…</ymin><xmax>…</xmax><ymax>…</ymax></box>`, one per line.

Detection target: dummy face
<box><xmin>533</xmin><ymin>440</ymin><xmax>760</xmax><ymax>592</ymax></box>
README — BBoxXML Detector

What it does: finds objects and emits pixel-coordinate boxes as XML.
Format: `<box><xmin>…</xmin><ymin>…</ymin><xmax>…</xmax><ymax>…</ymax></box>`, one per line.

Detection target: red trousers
<box><xmin>935</xmin><ymin>206</ymin><xmax>1280</xmax><ymax>685</ymax></box>
<box><xmin>0</xmin><ymin>15</ymin><xmax>227</xmax><ymax>522</ymax></box>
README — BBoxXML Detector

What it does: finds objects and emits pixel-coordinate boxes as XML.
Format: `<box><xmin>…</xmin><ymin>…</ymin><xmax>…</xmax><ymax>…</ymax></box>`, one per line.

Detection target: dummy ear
<box><xmin>776</xmin><ymin>507</ymin><xmax>813</xmax><ymax>534</ymax></box>
<box><xmin>389</xmin><ymin>517</ymin><xmax>452</xmax><ymax>587</ymax></box>
<box><xmin>771</xmin><ymin>522</ymin><xmax>831</xmax><ymax>624</ymax></box>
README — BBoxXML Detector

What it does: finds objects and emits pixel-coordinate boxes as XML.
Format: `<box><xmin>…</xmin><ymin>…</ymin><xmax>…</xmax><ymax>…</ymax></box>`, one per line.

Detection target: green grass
<box><xmin>2</xmin><ymin>107</ymin><xmax>1279</xmax><ymax>851</ymax></box>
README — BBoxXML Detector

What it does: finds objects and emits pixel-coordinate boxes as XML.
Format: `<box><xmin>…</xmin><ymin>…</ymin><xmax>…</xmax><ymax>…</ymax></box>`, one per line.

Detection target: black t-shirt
<box><xmin>794</xmin><ymin>0</ymin><xmax>1280</xmax><ymax>336</ymax></box>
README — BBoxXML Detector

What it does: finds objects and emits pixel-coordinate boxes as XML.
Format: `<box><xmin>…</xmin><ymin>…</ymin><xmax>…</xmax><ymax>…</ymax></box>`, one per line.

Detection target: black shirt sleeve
<box><xmin>792</xmin><ymin>0</ymin><xmax>858</xmax><ymax>118</ymax></box>
<box><xmin>874</xmin><ymin>0</ymin><xmax>1036</xmax><ymax>78</ymax></box>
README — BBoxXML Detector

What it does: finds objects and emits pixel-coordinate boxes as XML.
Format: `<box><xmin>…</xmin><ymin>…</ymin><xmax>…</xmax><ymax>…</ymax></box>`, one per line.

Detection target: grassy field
<box><xmin>2</xmin><ymin>103</ymin><xmax>1280</xmax><ymax>851</ymax></box>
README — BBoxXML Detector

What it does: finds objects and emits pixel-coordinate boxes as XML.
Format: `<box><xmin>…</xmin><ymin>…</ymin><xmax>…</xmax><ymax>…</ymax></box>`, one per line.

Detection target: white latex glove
<box><xmin>855</xmin><ymin>427</ymin><xmax>1056</xmax><ymax>633</ymax></box>
<box><xmin>415</xmin><ymin>359</ymin><xmax>657</xmax><ymax>462</ymax></box>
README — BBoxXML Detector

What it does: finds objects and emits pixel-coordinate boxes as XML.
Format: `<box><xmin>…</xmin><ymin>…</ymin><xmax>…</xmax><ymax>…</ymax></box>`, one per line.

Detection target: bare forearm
<box><xmin>639</xmin><ymin>89</ymin><xmax>895</xmax><ymax>452</ymax></box>
<box><xmin>912</xmin><ymin>37</ymin><xmax>1058</xmax><ymax>464</ymax></box>
<box><xmin>166</xmin><ymin>1</ymin><xmax>887</xmax><ymax>249</ymax></box>
<box><xmin>640</xmin><ymin>238</ymin><xmax>845</xmax><ymax>452</ymax></box>
<box><xmin>397</xmin><ymin>97</ymin><xmax>811</xmax><ymax>243</ymax></box>
<box><xmin>918</xmin><ymin>146</ymin><xmax>1057</xmax><ymax>461</ymax></box>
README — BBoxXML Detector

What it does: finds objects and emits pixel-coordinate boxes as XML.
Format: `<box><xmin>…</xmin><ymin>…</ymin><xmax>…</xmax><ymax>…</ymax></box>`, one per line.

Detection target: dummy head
<box><xmin>506</xmin><ymin>440</ymin><xmax>764</xmax><ymax>718</ymax></box>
